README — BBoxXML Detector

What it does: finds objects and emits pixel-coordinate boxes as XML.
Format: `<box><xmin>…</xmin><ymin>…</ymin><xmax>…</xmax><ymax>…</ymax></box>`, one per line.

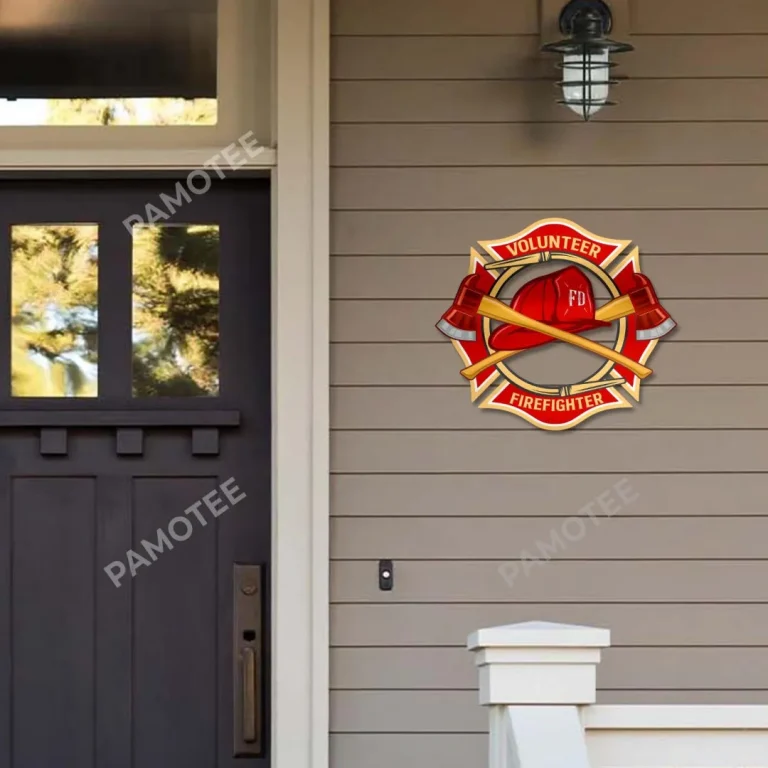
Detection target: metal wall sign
<box><xmin>436</xmin><ymin>218</ymin><xmax>676</xmax><ymax>431</ymax></box>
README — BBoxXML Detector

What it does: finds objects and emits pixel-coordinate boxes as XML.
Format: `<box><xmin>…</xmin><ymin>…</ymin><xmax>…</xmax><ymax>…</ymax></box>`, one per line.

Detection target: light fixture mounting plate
<box><xmin>539</xmin><ymin>0</ymin><xmax>630</xmax><ymax>52</ymax></box>
<box><xmin>558</xmin><ymin>0</ymin><xmax>613</xmax><ymax>35</ymax></box>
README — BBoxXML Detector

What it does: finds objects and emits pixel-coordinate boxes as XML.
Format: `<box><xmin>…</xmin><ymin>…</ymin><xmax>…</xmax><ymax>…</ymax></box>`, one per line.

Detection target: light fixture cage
<box><xmin>541</xmin><ymin>0</ymin><xmax>634</xmax><ymax>121</ymax></box>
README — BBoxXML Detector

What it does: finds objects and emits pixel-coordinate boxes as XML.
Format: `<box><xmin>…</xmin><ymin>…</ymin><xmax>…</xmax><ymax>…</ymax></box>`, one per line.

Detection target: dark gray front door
<box><xmin>0</xmin><ymin>178</ymin><xmax>271</xmax><ymax>768</ymax></box>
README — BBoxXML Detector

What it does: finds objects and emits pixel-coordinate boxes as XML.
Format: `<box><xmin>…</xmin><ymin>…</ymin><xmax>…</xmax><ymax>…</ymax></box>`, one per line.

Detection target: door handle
<box><xmin>242</xmin><ymin>647</ymin><xmax>257</xmax><ymax>743</ymax></box>
<box><xmin>233</xmin><ymin>564</ymin><xmax>264</xmax><ymax>756</ymax></box>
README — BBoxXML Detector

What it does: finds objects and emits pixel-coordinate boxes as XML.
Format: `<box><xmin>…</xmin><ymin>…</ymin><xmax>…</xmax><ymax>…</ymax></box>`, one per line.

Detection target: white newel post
<box><xmin>467</xmin><ymin>621</ymin><xmax>611</xmax><ymax>768</ymax></box>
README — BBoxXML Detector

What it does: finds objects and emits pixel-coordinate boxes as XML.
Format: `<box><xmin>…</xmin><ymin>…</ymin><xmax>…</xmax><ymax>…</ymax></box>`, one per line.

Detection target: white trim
<box><xmin>271</xmin><ymin>3</ymin><xmax>329</xmax><ymax>768</ymax></box>
<box><xmin>585</xmin><ymin>705</ymin><xmax>768</xmax><ymax>730</ymax></box>
<box><xmin>0</xmin><ymin>147</ymin><xmax>276</xmax><ymax>171</ymax></box>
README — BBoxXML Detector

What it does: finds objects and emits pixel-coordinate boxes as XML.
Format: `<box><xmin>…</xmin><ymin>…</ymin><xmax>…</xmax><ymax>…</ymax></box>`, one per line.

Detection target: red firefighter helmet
<box><xmin>490</xmin><ymin>265</ymin><xmax>611</xmax><ymax>351</ymax></box>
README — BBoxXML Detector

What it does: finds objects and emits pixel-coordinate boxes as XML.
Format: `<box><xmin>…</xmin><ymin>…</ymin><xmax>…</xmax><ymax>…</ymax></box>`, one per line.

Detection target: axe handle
<box><xmin>461</xmin><ymin>349</ymin><xmax>519</xmax><ymax>380</ymax></box>
<box><xmin>478</xmin><ymin>295</ymin><xmax>653</xmax><ymax>379</ymax></box>
<box><xmin>484</xmin><ymin>251</ymin><xmax>550</xmax><ymax>270</ymax></box>
<box><xmin>461</xmin><ymin>296</ymin><xmax>634</xmax><ymax>381</ymax></box>
<box><xmin>594</xmin><ymin>294</ymin><xmax>634</xmax><ymax>323</ymax></box>
<box><xmin>461</xmin><ymin>297</ymin><xmax>638</xmax><ymax>381</ymax></box>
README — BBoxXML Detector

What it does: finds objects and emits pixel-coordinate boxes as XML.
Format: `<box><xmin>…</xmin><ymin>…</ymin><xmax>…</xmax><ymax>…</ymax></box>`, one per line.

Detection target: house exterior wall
<box><xmin>328</xmin><ymin>1</ymin><xmax>768</xmax><ymax>766</ymax></box>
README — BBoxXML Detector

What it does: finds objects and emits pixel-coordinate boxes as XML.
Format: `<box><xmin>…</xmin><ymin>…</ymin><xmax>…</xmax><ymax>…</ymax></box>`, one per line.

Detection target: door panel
<box><xmin>14</xmin><ymin>477</ymin><xmax>96</xmax><ymax>768</ymax></box>
<box><xmin>133</xmin><ymin>478</ymin><xmax>219</xmax><ymax>768</ymax></box>
<box><xmin>0</xmin><ymin>179</ymin><xmax>271</xmax><ymax>768</ymax></box>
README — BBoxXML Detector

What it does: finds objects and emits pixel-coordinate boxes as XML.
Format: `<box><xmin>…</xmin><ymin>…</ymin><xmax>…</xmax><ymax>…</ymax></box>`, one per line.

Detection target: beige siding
<box><xmin>332</xmin><ymin>255</ymin><xmax>768</xmax><ymax>298</ymax></box>
<box><xmin>331</xmin><ymin>474</ymin><xmax>768</xmax><ymax>516</ymax></box>
<box><xmin>333</xmin><ymin>123</ymin><xmax>768</xmax><ymax>166</ymax></box>
<box><xmin>333</xmin><ymin>211</ymin><xmax>768</xmax><ymax>254</ymax></box>
<box><xmin>331</xmin><ymin>604</ymin><xmax>768</xmax><ymax>645</ymax></box>
<box><xmin>332</xmin><ymin>517</ymin><xmax>768</xmax><ymax>558</ymax></box>
<box><xmin>333</xmin><ymin>35</ymin><xmax>768</xmax><ymax>79</ymax></box>
<box><xmin>329</xmin><ymin>0</ymin><xmax>768</xmax><ymax>766</ymax></box>
<box><xmin>331</xmin><ymin>560</ymin><xmax>768</xmax><ymax>602</ymax></box>
<box><xmin>333</xmin><ymin>80</ymin><xmax>768</xmax><ymax>122</ymax></box>
<box><xmin>332</xmin><ymin>387</ymin><xmax>768</xmax><ymax>428</ymax></box>
<box><xmin>331</xmin><ymin>647</ymin><xmax>768</xmax><ymax>689</ymax></box>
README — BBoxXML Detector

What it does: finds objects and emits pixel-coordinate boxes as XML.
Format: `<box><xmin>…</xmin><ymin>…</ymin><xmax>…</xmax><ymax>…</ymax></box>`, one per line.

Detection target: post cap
<box><xmin>467</xmin><ymin>620</ymin><xmax>610</xmax><ymax>651</ymax></box>
<box><xmin>467</xmin><ymin>621</ymin><xmax>611</xmax><ymax>705</ymax></box>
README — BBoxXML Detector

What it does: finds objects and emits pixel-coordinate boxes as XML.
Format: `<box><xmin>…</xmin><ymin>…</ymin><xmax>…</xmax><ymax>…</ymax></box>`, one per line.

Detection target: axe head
<box><xmin>436</xmin><ymin>271</ymin><xmax>494</xmax><ymax>342</ymax></box>
<box><xmin>631</xmin><ymin>273</ymin><xmax>676</xmax><ymax>340</ymax></box>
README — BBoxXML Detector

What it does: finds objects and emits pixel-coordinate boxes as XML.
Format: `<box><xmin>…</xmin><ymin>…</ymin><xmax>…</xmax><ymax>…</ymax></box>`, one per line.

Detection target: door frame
<box><xmin>0</xmin><ymin>0</ymin><xmax>331</xmax><ymax>767</ymax></box>
<box><xmin>272</xmin><ymin>4</ymin><xmax>329</xmax><ymax>768</ymax></box>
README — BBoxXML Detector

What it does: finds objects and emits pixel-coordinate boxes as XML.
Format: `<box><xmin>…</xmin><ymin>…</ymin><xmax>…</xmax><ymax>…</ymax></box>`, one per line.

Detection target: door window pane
<box><xmin>11</xmin><ymin>225</ymin><xmax>99</xmax><ymax>397</ymax></box>
<box><xmin>132</xmin><ymin>224</ymin><xmax>220</xmax><ymax>397</ymax></box>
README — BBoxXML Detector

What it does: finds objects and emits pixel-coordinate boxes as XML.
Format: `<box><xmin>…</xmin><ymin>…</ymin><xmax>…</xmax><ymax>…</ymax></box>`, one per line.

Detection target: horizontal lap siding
<box><xmin>332</xmin><ymin>386</ymin><xmax>768</xmax><ymax>428</ymax></box>
<box><xmin>331</xmin><ymin>647</ymin><xmax>768</xmax><ymax>689</ymax></box>
<box><xmin>332</xmin><ymin>211</ymin><xmax>768</xmax><ymax>254</ymax></box>
<box><xmin>332</xmin><ymin>167</ymin><xmax>768</xmax><ymax>210</ymax></box>
<box><xmin>331</xmin><ymin>560</ymin><xmax>768</xmax><ymax>602</ymax></box>
<box><xmin>332</xmin><ymin>517</ymin><xmax>768</xmax><ymax>559</ymax></box>
<box><xmin>331</xmin><ymin>604</ymin><xmax>768</xmax><ymax>645</ymax></box>
<box><xmin>331</xmin><ymin>473</ymin><xmax>768</xmax><ymax>516</ymax></box>
<box><xmin>333</xmin><ymin>255</ymin><xmax>768</xmax><ymax>298</ymax></box>
<box><xmin>332</xmin><ymin>80</ymin><xmax>768</xmax><ymax>122</ymax></box>
<box><xmin>332</xmin><ymin>35</ymin><xmax>768</xmax><ymax>79</ymax></box>
<box><xmin>329</xmin><ymin>1</ymin><xmax>768</xmax><ymax>766</ymax></box>
<box><xmin>332</xmin><ymin>0</ymin><xmax>768</xmax><ymax>34</ymax></box>
<box><xmin>333</xmin><ymin>431</ymin><xmax>768</xmax><ymax>472</ymax></box>
<box><xmin>333</xmin><ymin>123</ymin><xmax>768</xmax><ymax>166</ymax></box>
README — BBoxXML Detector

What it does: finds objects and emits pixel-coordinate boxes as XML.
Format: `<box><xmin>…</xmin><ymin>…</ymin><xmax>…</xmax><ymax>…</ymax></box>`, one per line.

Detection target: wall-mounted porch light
<box><xmin>540</xmin><ymin>0</ymin><xmax>633</xmax><ymax>121</ymax></box>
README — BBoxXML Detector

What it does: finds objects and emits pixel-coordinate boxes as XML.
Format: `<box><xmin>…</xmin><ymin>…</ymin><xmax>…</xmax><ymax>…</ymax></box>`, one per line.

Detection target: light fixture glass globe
<box><xmin>561</xmin><ymin>48</ymin><xmax>610</xmax><ymax>119</ymax></box>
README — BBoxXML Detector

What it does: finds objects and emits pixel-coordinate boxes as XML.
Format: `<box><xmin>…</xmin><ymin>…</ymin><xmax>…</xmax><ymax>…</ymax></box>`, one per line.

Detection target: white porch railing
<box><xmin>467</xmin><ymin>621</ymin><xmax>768</xmax><ymax>768</ymax></box>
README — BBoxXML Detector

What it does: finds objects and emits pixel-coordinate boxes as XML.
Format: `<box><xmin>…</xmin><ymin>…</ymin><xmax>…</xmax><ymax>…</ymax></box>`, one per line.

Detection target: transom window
<box><xmin>0</xmin><ymin>0</ymin><xmax>217</xmax><ymax>126</ymax></box>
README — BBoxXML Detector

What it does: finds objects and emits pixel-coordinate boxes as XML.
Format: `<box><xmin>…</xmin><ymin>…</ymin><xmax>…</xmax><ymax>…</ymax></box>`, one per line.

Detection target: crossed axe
<box><xmin>436</xmin><ymin>265</ymin><xmax>676</xmax><ymax>381</ymax></box>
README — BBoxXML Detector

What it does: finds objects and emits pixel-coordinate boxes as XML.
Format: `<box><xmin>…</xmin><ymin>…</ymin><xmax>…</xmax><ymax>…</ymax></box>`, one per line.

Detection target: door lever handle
<box><xmin>233</xmin><ymin>564</ymin><xmax>263</xmax><ymax>756</ymax></box>
<box><xmin>242</xmin><ymin>646</ymin><xmax>257</xmax><ymax>743</ymax></box>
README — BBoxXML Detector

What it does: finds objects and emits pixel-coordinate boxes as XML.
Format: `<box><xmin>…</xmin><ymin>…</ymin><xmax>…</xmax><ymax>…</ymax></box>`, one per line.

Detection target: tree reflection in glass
<box><xmin>132</xmin><ymin>224</ymin><xmax>220</xmax><ymax>397</ymax></box>
<box><xmin>11</xmin><ymin>225</ymin><xmax>99</xmax><ymax>397</ymax></box>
